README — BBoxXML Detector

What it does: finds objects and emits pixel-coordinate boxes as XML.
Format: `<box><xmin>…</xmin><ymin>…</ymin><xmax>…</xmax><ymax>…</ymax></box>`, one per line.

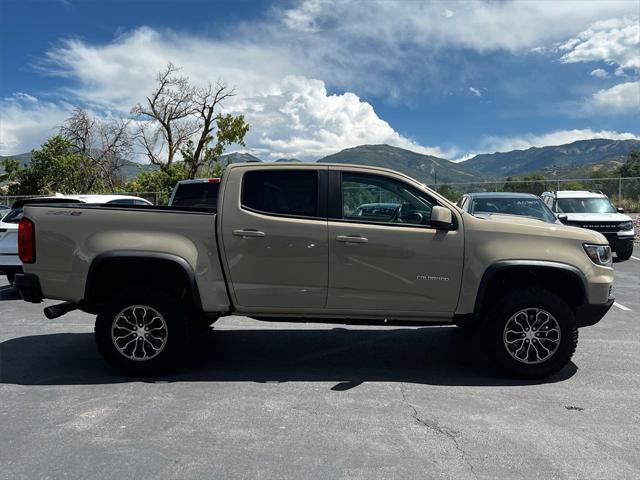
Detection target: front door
<box><xmin>327</xmin><ymin>169</ymin><xmax>464</xmax><ymax>316</ymax></box>
<box><xmin>221</xmin><ymin>166</ymin><xmax>328</xmax><ymax>310</ymax></box>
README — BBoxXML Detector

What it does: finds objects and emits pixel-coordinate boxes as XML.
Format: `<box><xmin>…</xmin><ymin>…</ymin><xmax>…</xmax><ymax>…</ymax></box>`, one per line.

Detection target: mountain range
<box><xmin>461</xmin><ymin>139</ymin><xmax>640</xmax><ymax>178</ymax></box>
<box><xmin>317</xmin><ymin>144</ymin><xmax>487</xmax><ymax>184</ymax></box>
<box><xmin>2</xmin><ymin>138</ymin><xmax>638</xmax><ymax>183</ymax></box>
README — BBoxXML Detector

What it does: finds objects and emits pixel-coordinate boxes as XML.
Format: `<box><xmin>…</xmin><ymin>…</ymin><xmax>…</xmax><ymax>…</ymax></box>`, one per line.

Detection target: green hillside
<box><xmin>463</xmin><ymin>139</ymin><xmax>640</xmax><ymax>177</ymax></box>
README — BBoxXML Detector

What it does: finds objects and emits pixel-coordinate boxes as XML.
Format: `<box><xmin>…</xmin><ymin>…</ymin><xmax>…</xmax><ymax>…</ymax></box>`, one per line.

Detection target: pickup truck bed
<box><xmin>20</xmin><ymin>203</ymin><xmax>229</xmax><ymax>313</ymax></box>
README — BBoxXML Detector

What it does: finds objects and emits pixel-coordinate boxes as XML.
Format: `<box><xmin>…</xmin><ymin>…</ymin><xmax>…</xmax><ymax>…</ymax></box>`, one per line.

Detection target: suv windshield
<box><xmin>471</xmin><ymin>197</ymin><xmax>557</xmax><ymax>223</ymax></box>
<box><xmin>557</xmin><ymin>197</ymin><xmax>616</xmax><ymax>214</ymax></box>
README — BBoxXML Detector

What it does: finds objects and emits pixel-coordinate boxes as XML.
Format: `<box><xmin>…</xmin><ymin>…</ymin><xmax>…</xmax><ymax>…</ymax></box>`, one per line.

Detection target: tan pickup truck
<box><xmin>15</xmin><ymin>163</ymin><xmax>615</xmax><ymax>378</ymax></box>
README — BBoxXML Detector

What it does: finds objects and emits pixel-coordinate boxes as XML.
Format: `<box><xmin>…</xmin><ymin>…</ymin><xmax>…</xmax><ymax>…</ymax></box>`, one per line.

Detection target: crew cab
<box><xmin>15</xmin><ymin>164</ymin><xmax>615</xmax><ymax>378</ymax></box>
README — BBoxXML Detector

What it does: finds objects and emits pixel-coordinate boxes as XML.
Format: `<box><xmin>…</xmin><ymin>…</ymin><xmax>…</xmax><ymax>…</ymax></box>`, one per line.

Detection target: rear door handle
<box><xmin>336</xmin><ymin>235</ymin><xmax>368</xmax><ymax>244</ymax></box>
<box><xmin>233</xmin><ymin>229</ymin><xmax>266</xmax><ymax>238</ymax></box>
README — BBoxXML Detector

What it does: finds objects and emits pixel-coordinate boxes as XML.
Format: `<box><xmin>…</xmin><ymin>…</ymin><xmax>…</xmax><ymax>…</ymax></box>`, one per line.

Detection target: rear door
<box><xmin>327</xmin><ymin>168</ymin><xmax>464</xmax><ymax>316</ymax></box>
<box><xmin>220</xmin><ymin>166</ymin><xmax>329</xmax><ymax>311</ymax></box>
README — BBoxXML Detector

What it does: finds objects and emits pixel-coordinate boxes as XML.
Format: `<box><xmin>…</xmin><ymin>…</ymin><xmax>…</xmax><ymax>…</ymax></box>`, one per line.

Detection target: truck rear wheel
<box><xmin>95</xmin><ymin>288</ymin><xmax>191</xmax><ymax>375</ymax></box>
<box><xmin>484</xmin><ymin>288</ymin><xmax>578</xmax><ymax>378</ymax></box>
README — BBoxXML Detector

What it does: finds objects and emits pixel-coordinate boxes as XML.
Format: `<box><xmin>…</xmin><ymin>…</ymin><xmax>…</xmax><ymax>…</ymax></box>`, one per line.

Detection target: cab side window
<box><xmin>341</xmin><ymin>172</ymin><xmax>435</xmax><ymax>226</ymax></box>
<box><xmin>242</xmin><ymin>170</ymin><xmax>319</xmax><ymax>218</ymax></box>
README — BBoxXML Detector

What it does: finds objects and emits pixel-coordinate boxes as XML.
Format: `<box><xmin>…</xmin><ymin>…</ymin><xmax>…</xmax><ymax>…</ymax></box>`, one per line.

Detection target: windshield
<box><xmin>171</xmin><ymin>182</ymin><xmax>219</xmax><ymax>208</ymax></box>
<box><xmin>471</xmin><ymin>197</ymin><xmax>557</xmax><ymax>223</ymax></box>
<box><xmin>556</xmin><ymin>197</ymin><xmax>616</xmax><ymax>214</ymax></box>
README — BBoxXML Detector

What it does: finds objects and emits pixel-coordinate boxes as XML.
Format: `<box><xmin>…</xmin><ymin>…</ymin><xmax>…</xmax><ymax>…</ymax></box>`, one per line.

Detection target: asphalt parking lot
<box><xmin>1</xmin><ymin>253</ymin><xmax>638</xmax><ymax>480</ymax></box>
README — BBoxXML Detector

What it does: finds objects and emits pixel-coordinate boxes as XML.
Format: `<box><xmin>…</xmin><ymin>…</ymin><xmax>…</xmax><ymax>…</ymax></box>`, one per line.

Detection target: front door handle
<box><xmin>233</xmin><ymin>229</ymin><xmax>266</xmax><ymax>238</ymax></box>
<box><xmin>336</xmin><ymin>235</ymin><xmax>368</xmax><ymax>244</ymax></box>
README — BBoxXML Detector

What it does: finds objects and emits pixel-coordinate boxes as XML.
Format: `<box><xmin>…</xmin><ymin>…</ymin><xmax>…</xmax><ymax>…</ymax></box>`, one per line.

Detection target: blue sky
<box><xmin>1</xmin><ymin>0</ymin><xmax>638</xmax><ymax>161</ymax></box>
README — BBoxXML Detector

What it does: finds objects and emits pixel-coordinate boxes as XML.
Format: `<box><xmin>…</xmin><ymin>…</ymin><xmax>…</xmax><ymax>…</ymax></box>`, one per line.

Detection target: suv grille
<box><xmin>565</xmin><ymin>221</ymin><xmax>622</xmax><ymax>232</ymax></box>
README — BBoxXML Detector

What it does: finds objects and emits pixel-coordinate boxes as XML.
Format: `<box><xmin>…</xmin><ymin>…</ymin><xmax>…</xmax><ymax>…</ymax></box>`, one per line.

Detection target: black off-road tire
<box><xmin>484</xmin><ymin>288</ymin><xmax>578</xmax><ymax>379</ymax></box>
<box><xmin>95</xmin><ymin>288</ymin><xmax>192</xmax><ymax>375</ymax></box>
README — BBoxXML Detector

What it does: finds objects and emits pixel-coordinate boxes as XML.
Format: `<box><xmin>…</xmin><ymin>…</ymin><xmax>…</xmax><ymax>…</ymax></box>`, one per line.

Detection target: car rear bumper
<box><xmin>575</xmin><ymin>297</ymin><xmax>614</xmax><ymax>328</ymax></box>
<box><xmin>14</xmin><ymin>273</ymin><xmax>44</xmax><ymax>303</ymax></box>
<box><xmin>0</xmin><ymin>253</ymin><xmax>22</xmax><ymax>268</ymax></box>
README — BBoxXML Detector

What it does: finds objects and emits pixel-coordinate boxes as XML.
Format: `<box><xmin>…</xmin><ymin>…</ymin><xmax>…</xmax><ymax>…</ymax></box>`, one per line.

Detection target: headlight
<box><xmin>583</xmin><ymin>244</ymin><xmax>612</xmax><ymax>266</ymax></box>
<box><xmin>619</xmin><ymin>221</ymin><xmax>634</xmax><ymax>231</ymax></box>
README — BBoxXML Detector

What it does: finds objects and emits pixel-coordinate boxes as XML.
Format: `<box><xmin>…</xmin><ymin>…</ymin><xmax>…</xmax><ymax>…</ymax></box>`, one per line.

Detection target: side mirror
<box><xmin>617</xmin><ymin>207</ymin><xmax>625</xmax><ymax>214</ymax></box>
<box><xmin>558</xmin><ymin>214</ymin><xmax>568</xmax><ymax>223</ymax></box>
<box><xmin>431</xmin><ymin>206</ymin><xmax>453</xmax><ymax>230</ymax></box>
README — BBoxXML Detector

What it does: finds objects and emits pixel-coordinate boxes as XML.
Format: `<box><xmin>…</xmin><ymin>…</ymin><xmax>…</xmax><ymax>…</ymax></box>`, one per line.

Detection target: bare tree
<box><xmin>131</xmin><ymin>63</ymin><xmax>199</xmax><ymax>168</ymax></box>
<box><xmin>132</xmin><ymin>63</ymin><xmax>249</xmax><ymax>178</ymax></box>
<box><xmin>60</xmin><ymin>108</ymin><xmax>133</xmax><ymax>190</ymax></box>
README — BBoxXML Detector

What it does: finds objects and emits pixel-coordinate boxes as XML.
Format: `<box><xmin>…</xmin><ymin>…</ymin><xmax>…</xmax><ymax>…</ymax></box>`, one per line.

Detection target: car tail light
<box><xmin>208</xmin><ymin>178</ymin><xmax>220</xmax><ymax>183</ymax></box>
<box><xmin>18</xmin><ymin>218</ymin><xmax>35</xmax><ymax>263</ymax></box>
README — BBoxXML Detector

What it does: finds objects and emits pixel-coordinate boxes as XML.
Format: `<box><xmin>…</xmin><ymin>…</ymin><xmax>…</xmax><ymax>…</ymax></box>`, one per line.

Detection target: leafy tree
<box><xmin>618</xmin><ymin>150</ymin><xmax>640</xmax><ymax>177</ymax></box>
<box><xmin>7</xmin><ymin>136</ymin><xmax>106</xmax><ymax>195</ymax></box>
<box><xmin>502</xmin><ymin>173</ymin><xmax>548</xmax><ymax>196</ymax></box>
<box><xmin>589</xmin><ymin>168</ymin><xmax>611</xmax><ymax>179</ymax></box>
<box><xmin>125</xmin><ymin>163</ymin><xmax>188</xmax><ymax>194</ymax></box>
<box><xmin>0</xmin><ymin>157</ymin><xmax>20</xmax><ymax>180</ymax></box>
<box><xmin>437</xmin><ymin>184</ymin><xmax>462</xmax><ymax>202</ymax></box>
<box><xmin>562</xmin><ymin>181</ymin><xmax>586</xmax><ymax>190</ymax></box>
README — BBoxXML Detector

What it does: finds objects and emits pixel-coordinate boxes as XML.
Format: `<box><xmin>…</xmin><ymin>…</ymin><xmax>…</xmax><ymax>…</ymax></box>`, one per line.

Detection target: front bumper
<box><xmin>14</xmin><ymin>273</ymin><xmax>44</xmax><ymax>303</ymax></box>
<box><xmin>575</xmin><ymin>297</ymin><xmax>614</xmax><ymax>328</ymax></box>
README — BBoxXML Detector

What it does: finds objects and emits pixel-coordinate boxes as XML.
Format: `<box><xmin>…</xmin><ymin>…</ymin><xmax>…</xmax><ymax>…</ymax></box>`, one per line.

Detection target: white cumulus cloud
<box><xmin>559</xmin><ymin>17</ymin><xmax>640</xmax><ymax>72</ymax></box>
<box><xmin>590</xmin><ymin>68</ymin><xmax>610</xmax><ymax>78</ymax></box>
<box><xmin>0</xmin><ymin>94</ymin><xmax>72</xmax><ymax>155</ymax></box>
<box><xmin>17</xmin><ymin>28</ymin><xmax>446</xmax><ymax>160</ymax></box>
<box><xmin>586</xmin><ymin>81</ymin><xmax>640</xmax><ymax>113</ymax></box>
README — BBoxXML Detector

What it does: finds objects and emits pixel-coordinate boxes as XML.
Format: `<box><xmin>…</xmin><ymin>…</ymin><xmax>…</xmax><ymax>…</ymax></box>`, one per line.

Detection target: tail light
<box><xmin>18</xmin><ymin>218</ymin><xmax>36</xmax><ymax>263</ymax></box>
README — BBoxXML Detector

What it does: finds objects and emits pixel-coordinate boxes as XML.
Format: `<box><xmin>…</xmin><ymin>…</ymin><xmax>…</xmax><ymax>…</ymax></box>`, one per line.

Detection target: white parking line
<box><xmin>613</xmin><ymin>302</ymin><xmax>632</xmax><ymax>311</ymax></box>
<box><xmin>631</xmin><ymin>256</ymin><xmax>640</xmax><ymax>261</ymax></box>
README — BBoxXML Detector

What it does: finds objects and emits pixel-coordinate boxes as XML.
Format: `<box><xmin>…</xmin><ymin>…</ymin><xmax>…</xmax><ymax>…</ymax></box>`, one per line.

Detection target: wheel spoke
<box><xmin>111</xmin><ymin>305</ymin><xmax>168</xmax><ymax>362</ymax></box>
<box><xmin>503</xmin><ymin>307</ymin><xmax>561</xmax><ymax>365</ymax></box>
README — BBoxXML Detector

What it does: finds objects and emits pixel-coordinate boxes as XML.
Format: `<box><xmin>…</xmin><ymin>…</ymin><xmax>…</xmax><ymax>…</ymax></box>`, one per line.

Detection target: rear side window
<box><xmin>242</xmin><ymin>170</ymin><xmax>319</xmax><ymax>218</ymax></box>
<box><xmin>172</xmin><ymin>182</ymin><xmax>220</xmax><ymax>208</ymax></box>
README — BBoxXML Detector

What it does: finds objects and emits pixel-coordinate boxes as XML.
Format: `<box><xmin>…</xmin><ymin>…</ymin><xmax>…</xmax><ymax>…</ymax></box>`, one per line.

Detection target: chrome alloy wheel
<box><xmin>503</xmin><ymin>308</ymin><xmax>561</xmax><ymax>364</ymax></box>
<box><xmin>111</xmin><ymin>305</ymin><xmax>168</xmax><ymax>361</ymax></box>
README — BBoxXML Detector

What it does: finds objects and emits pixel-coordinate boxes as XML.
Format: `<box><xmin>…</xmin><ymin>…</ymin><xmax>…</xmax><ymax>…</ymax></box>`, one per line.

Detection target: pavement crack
<box><xmin>399</xmin><ymin>383</ymin><xmax>478</xmax><ymax>480</ymax></box>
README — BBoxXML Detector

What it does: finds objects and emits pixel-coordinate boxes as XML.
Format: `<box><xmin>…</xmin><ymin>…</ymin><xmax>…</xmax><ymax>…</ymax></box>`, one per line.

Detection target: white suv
<box><xmin>541</xmin><ymin>190</ymin><xmax>635</xmax><ymax>260</ymax></box>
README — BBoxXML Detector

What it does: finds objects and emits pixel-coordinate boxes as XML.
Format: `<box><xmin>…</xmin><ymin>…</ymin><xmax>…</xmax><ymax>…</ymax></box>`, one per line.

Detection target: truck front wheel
<box><xmin>484</xmin><ymin>288</ymin><xmax>578</xmax><ymax>378</ymax></box>
<box><xmin>95</xmin><ymin>288</ymin><xmax>191</xmax><ymax>375</ymax></box>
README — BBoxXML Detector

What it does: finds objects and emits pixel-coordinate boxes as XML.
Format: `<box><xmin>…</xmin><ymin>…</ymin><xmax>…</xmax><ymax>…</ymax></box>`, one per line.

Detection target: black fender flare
<box><xmin>83</xmin><ymin>250</ymin><xmax>203</xmax><ymax>313</ymax></box>
<box><xmin>473</xmin><ymin>260</ymin><xmax>588</xmax><ymax>316</ymax></box>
